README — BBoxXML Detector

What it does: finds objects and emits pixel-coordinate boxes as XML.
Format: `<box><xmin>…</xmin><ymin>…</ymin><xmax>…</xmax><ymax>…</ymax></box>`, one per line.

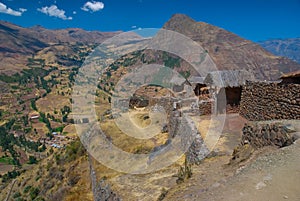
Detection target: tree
<box><xmin>39</xmin><ymin>112</ymin><xmax>51</xmax><ymax>131</ymax></box>
<box><xmin>39</xmin><ymin>144</ymin><xmax>46</xmax><ymax>152</ymax></box>
<box><xmin>62</xmin><ymin>115</ymin><xmax>68</xmax><ymax>122</ymax></box>
<box><xmin>22</xmin><ymin>115</ymin><xmax>29</xmax><ymax>126</ymax></box>
<box><xmin>28</xmin><ymin>156</ymin><xmax>37</xmax><ymax>164</ymax></box>
<box><xmin>31</xmin><ymin>100</ymin><xmax>37</xmax><ymax>111</ymax></box>
<box><xmin>46</xmin><ymin>132</ymin><xmax>54</xmax><ymax>140</ymax></box>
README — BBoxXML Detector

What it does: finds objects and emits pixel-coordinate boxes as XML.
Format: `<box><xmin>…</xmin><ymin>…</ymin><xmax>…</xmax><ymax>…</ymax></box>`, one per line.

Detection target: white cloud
<box><xmin>0</xmin><ymin>2</ymin><xmax>26</xmax><ymax>16</ymax></box>
<box><xmin>131</xmin><ymin>25</ymin><xmax>137</xmax><ymax>29</ymax></box>
<box><xmin>38</xmin><ymin>5</ymin><xmax>72</xmax><ymax>20</ymax></box>
<box><xmin>73</xmin><ymin>11</ymin><xmax>77</xmax><ymax>14</ymax></box>
<box><xmin>19</xmin><ymin>8</ymin><xmax>27</xmax><ymax>13</ymax></box>
<box><xmin>81</xmin><ymin>1</ymin><xmax>104</xmax><ymax>12</ymax></box>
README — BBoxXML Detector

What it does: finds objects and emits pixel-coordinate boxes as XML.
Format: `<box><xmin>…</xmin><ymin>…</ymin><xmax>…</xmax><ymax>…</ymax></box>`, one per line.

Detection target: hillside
<box><xmin>163</xmin><ymin>14</ymin><xmax>300</xmax><ymax>80</ymax></box>
<box><xmin>2</xmin><ymin>16</ymin><xmax>300</xmax><ymax>79</ymax></box>
<box><xmin>0</xmin><ymin>21</ymin><xmax>119</xmax><ymax>74</ymax></box>
<box><xmin>259</xmin><ymin>37</ymin><xmax>300</xmax><ymax>64</ymax></box>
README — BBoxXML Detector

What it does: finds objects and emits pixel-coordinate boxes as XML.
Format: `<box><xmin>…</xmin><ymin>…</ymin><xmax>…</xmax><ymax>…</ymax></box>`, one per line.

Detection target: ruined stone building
<box><xmin>126</xmin><ymin>69</ymin><xmax>299</xmax><ymax>120</ymax></box>
<box><xmin>189</xmin><ymin>70</ymin><xmax>256</xmax><ymax>114</ymax></box>
<box><xmin>187</xmin><ymin>69</ymin><xmax>299</xmax><ymax>120</ymax></box>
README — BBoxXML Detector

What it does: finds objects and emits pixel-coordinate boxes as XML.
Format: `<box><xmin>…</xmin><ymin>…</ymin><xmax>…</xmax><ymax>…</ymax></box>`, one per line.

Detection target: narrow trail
<box><xmin>4</xmin><ymin>179</ymin><xmax>16</xmax><ymax>201</ymax></box>
<box><xmin>88</xmin><ymin>155</ymin><xmax>98</xmax><ymax>201</ymax></box>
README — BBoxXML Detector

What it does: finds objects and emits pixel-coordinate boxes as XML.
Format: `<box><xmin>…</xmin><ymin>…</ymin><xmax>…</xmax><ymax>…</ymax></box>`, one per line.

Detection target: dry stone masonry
<box><xmin>241</xmin><ymin>123</ymin><xmax>295</xmax><ymax>148</ymax></box>
<box><xmin>230</xmin><ymin>122</ymin><xmax>297</xmax><ymax>165</ymax></box>
<box><xmin>168</xmin><ymin>110</ymin><xmax>209</xmax><ymax>164</ymax></box>
<box><xmin>240</xmin><ymin>81</ymin><xmax>300</xmax><ymax>120</ymax></box>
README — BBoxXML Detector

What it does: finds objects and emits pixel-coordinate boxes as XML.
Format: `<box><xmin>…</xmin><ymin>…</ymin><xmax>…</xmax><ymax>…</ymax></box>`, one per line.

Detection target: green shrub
<box><xmin>31</xmin><ymin>100</ymin><xmax>37</xmax><ymax>111</ymax></box>
<box><xmin>23</xmin><ymin>185</ymin><xmax>32</xmax><ymax>193</ymax></box>
<box><xmin>28</xmin><ymin>156</ymin><xmax>38</xmax><ymax>164</ymax></box>
<box><xmin>0</xmin><ymin>156</ymin><xmax>14</xmax><ymax>165</ymax></box>
<box><xmin>174</xmin><ymin>157</ymin><xmax>192</xmax><ymax>184</ymax></box>
<box><xmin>1</xmin><ymin>170</ymin><xmax>20</xmax><ymax>183</ymax></box>
<box><xmin>29</xmin><ymin>187</ymin><xmax>40</xmax><ymax>200</ymax></box>
<box><xmin>65</xmin><ymin>140</ymin><xmax>86</xmax><ymax>162</ymax></box>
<box><xmin>13</xmin><ymin>191</ymin><xmax>21</xmax><ymax>198</ymax></box>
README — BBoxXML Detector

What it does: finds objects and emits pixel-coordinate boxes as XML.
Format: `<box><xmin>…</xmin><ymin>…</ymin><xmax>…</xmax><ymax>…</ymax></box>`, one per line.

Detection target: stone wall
<box><xmin>199</xmin><ymin>101</ymin><xmax>213</xmax><ymax>115</ymax></box>
<box><xmin>168</xmin><ymin>111</ymin><xmax>209</xmax><ymax>164</ymax></box>
<box><xmin>89</xmin><ymin>155</ymin><xmax>121</xmax><ymax>201</ymax></box>
<box><xmin>230</xmin><ymin>122</ymin><xmax>297</xmax><ymax>165</ymax></box>
<box><xmin>149</xmin><ymin>97</ymin><xmax>177</xmax><ymax>114</ymax></box>
<box><xmin>241</xmin><ymin>123</ymin><xmax>294</xmax><ymax>148</ymax></box>
<box><xmin>240</xmin><ymin>81</ymin><xmax>300</xmax><ymax>120</ymax></box>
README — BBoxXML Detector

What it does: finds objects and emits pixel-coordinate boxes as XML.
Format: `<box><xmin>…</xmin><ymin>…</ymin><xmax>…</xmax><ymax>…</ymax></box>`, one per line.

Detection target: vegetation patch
<box><xmin>0</xmin><ymin>156</ymin><xmax>14</xmax><ymax>165</ymax></box>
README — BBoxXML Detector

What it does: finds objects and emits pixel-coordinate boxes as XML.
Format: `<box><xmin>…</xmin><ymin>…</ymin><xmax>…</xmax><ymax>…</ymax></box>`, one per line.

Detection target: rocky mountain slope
<box><xmin>163</xmin><ymin>14</ymin><xmax>300</xmax><ymax>80</ymax></box>
<box><xmin>259</xmin><ymin>37</ymin><xmax>300</xmax><ymax>64</ymax></box>
<box><xmin>2</xmin><ymin>15</ymin><xmax>300</xmax><ymax>79</ymax></box>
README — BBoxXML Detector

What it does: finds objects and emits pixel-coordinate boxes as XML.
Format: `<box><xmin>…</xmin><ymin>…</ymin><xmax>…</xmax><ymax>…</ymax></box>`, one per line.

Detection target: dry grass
<box><xmin>63</xmin><ymin>124</ymin><xmax>77</xmax><ymax>136</ymax></box>
<box><xmin>31</xmin><ymin>122</ymin><xmax>49</xmax><ymax>137</ymax></box>
<box><xmin>36</xmin><ymin>93</ymin><xmax>70</xmax><ymax>115</ymax></box>
<box><xmin>100</xmin><ymin>120</ymin><xmax>156</xmax><ymax>153</ymax></box>
<box><xmin>0</xmin><ymin>144</ymin><xmax>93</xmax><ymax>201</ymax></box>
<box><xmin>0</xmin><ymin>164</ymin><xmax>14</xmax><ymax>174</ymax></box>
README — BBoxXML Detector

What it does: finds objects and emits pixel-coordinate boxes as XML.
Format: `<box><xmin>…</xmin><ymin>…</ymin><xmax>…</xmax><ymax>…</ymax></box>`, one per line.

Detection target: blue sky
<box><xmin>0</xmin><ymin>0</ymin><xmax>300</xmax><ymax>41</ymax></box>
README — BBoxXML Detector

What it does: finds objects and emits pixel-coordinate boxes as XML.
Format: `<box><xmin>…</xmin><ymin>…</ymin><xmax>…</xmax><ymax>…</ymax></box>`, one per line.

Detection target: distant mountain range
<box><xmin>0</xmin><ymin>21</ymin><xmax>120</xmax><ymax>74</ymax></box>
<box><xmin>1</xmin><ymin>14</ymin><xmax>300</xmax><ymax>80</ymax></box>
<box><xmin>0</xmin><ymin>21</ymin><xmax>119</xmax><ymax>53</ymax></box>
<box><xmin>259</xmin><ymin>38</ymin><xmax>300</xmax><ymax>64</ymax></box>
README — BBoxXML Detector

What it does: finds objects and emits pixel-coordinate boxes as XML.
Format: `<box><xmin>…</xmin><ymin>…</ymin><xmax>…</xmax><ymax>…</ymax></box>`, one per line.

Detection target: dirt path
<box><xmin>4</xmin><ymin>179</ymin><xmax>16</xmax><ymax>201</ymax></box>
<box><xmin>164</xmin><ymin>117</ymin><xmax>300</xmax><ymax>201</ymax></box>
<box><xmin>192</xmin><ymin>139</ymin><xmax>300</xmax><ymax>201</ymax></box>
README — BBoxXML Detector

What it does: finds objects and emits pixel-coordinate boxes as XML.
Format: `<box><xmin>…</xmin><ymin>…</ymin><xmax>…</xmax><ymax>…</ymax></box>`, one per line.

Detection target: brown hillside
<box><xmin>0</xmin><ymin>21</ymin><xmax>120</xmax><ymax>74</ymax></box>
<box><xmin>163</xmin><ymin>14</ymin><xmax>300</xmax><ymax>80</ymax></box>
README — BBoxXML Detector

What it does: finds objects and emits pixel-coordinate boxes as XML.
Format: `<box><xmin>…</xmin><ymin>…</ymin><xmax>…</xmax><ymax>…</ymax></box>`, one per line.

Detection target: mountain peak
<box><xmin>162</xmin><ymin>14</ymin><xmax>300</xmax><ymax>80</ymax></box>
<box><xmin>31</xmin><ymin>25</ymin><xmax>45</xmax><ymax>31</ymax></box>
<box><xmin>169</xmin><ymin>13</ymin><xmax>196</xmax><ymax>23</ymax></box>
<box><xmin>163</xmin><ymin>13</ymin><xmax>196</xmax><ymax>31</ymax></box>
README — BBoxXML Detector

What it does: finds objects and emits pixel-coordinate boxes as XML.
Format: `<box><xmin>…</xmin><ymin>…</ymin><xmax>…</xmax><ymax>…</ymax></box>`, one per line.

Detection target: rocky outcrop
<box><xmin>93</xmin><ymin>179</ymin><xmax>121</xmax><ymax>201</ymax></box>
<box><xmin>240</xmin><ymin>81</ymin><xmax>300</xmax><ymax>120</ymax></box>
